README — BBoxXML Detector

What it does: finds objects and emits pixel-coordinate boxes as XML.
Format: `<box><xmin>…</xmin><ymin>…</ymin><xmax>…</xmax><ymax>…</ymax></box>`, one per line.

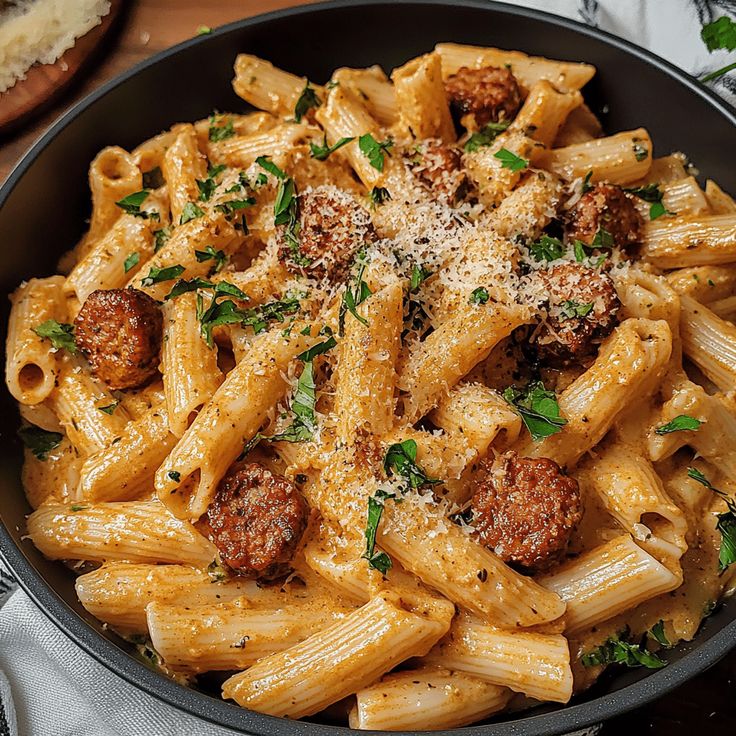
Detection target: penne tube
<box><xmin>147</xmin><ymin>595</ymin><xmax>354</xmax><ymax>672</ymax></box>
<box><xmin>398</xmin><ymin>303</ymin><xmax>529</xmax><ymax>423</ymax></box>
<box><xmin>349</xmin><ymin>667</ymin><xmax>512</xmax><ymax>731</ymax></box>
<box><xmin>708</xmin><ymin>294</ymin><xmax>736</xmax><ymax>321</ymax></box>
<box><xmin>162</xmin><ymin>124</ymin><xmax>208</xmax><ymax>225</ymax></box>
<box><xmin>315</xmin><ymin>86</ymin><xmax>387</xmax><ymax>188</ymax></box>
<box><xmin>580</xmin><ymin>445</ymin><xmax>687</xmax><ymax>564</ymax></box>
<box><xmin>332</xmin><ymin>65</ymin><xmax>397</xmax><ymax>126</ymax></box>
<box><xmin>424</xmin><ymin>615</ymin><xmax>573</xmax><ymax>702</ymax></box>
<box><xmin>641</xmin><ymin>214</ymin><xmax>736</xmax><ymax>269</ymax></box>
<box><xmin>553</xmin><ymin>103</ymin><xmax>602</xmax><ymax>147</ymax></box>
<box><xmin>515</xmin><ymin>319</ymin><xmax>672</xmax><ymax>468</ymax></box>
<box><xmin>221</xmin><ymin>592</ymin><xmax>451</xmax><ymax>718</ymax></box>
<box><xmin>434</xmin><ymin>43</ymin><xmax>596</xmax><ymax>91</ymax></box>
<box><xmin>510</xmin><ymin>80</ymin><xmax>582</xmax><ymax>147</ymax></box>
<box><xmin>78</xmin><ymin>403</ymin><xmax>177</xmax><ymax>502</ymax></box>
<box><xmin>539</xmin><ymin>535</ymin><xmax>680</xmax><ymax>635</ymax></box>
<box><xmin>232</xmin><ymin>54</ymin><xmax>315</xmax><ymax>117</ymax></box>
<box><xmin>391</xmin><ymin>52</ymin><xmax>455</xmax><ymax>143</ymax></box>
<box><xmin>46</xmin><ymin>356</ymin><xmax>132</xmax><ymax>456</ymax></box>
<box><xmin>666</xmin><ymin>264</ymin><xmax>736</xmax><ymax>302</ymax></box>
<box><xmin>22</xmin><ymin>437</ymin><xmax>80</xmax><ymax>509</ymax></box>
<box><xmin>430</xmin><ymin>382</ymin><xmax>522</xmax><ymax>458</ymax></box>
<box><xmin>680</xmin><ymin>295</ymin><xmax>736</xmax><ymax>392</ymax></box>
<box><xmin>161</xmin><ymin>293</ymin><xmax>224</xmax><ymax>437</ymax></box>
<box><xmin>27</xmin><ymin>501</ymin><xmax>218</xmax><ymax>567</ymax></box>
<box><xmin>536</xmin><ymin>128</ymin><xmax>652</xmax><ymax>185</ymax></box>
<box><xmin>611</xmin><ymin>267</ymin><xmax>681</xmax><ymax>337</ymax></box>
<box><xmin>6</xmin><ymin>276</ymin><xmax>66</xmax><ymax>405</ymax></box>
<box><xmin>64</xmin><ymin>214</ymin><xmax>155</xmax><ymax>311</ymax></box>
<box><xmin>127</xmin><ymin>214</ymin><xmax>237</xmax><ymax>301</ymax></box>
<box><xmin>207</xmin><ymin>122</ymin><xmax>314</xmax><ymax>169</ymax></box>
<box><xmin>638</xmin><ymin>154</ymin><xmax>688</xmax><ymax>184</ymax></box>
<box><xmin>85</xmin><ymin>146</ymin><xmax>143</xmax><ymax>250</ymax></box>
<box><xmin>659</xmin><ymin>176</ymin><xmax>711</xmax><ymax>217</ymax></box>
<box><xmin>155</xmin><ymin>327</ymin><xmax>314</xmax><ymax>520</ymax></box>
<box><xmin>75</xmin><ymin>562</ymin><xmax>278</xmax><ymax>632</ymax></box>
<box><xmin>334</xmin><ymin>281</ymin><xmax>402</xmax><ymax>441</ymax></box>
<box><xmin>705</xmin><ymin>179</ymin><xmax>736</xmax><ymax>214</ymax></box>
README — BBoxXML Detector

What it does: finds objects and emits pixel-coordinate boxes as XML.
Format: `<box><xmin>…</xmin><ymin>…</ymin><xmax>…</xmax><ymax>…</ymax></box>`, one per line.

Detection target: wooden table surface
<box><xmin>0</xmin><ymin>1</ymin><xmax>734</xmax><ymax>733</ymax></box>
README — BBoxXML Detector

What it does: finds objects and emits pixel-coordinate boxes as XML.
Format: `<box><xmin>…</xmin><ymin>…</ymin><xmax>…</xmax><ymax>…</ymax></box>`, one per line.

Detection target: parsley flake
<box><xmin>655</xmin><ymin>415</ymin><xmax>702</xmax><ymax>435</ymax></box>
<box><xmin>309</xmin><ymin>134</ymin><xmax>354</xmax><ymax>161</ymax></box>
<box><xmin>494</xmin><ymin>147</ymin><xmax>528</xmax><ymax>172</ymax></box>
<box><xmin>648</xmin><ymin>620</ymin><xmax>671</xmax><ymax>648</ymax></box>
<box><xmin>624</xmin><ymin>183</ymin><xmax>673</xmax><ymax>220</ymax></box>
<box><xmin>293</xmin><ymin>83</ymin><xmax>322</xmax><ymax>122</ymax></box>
<box><xmin>581</xmin><ymin>170</ymin><xmax>594</xmax><ymax>193</ymax></box>
<box><xmin>194</xmin><ymin>246</ymin><xmax>227</xmax><ymax>272</ymax></box>
<box><xmin>339</xmin><ymin>251</ymin><xmax>372</xmax><ymax>335</ymax></box>
<box><xmin>153</xmin><ymin>227</ymin><xmax>171</xmax><ymax>253</ymax></box>
<box><xmin>116</xmin><ymin>190</ymin><xmax>150</xmax><ymax>218</ymax></box>
<box><xmin>632</xmin><ymin>142</ymin><xmax>649</xmax><ymax>162</ymax></box>
<box><xmin>503</xmin><ymin>382</ymin><xmax>567</xmax><ymax>442</ymax></box>
<box><xmin>369</xmin><ymin>186</ymin><xmax>391</xmax><ymax>207</ymax></box>
<box><xmin>168</xmin><ymin>471</ymin><xmax>181</xmax><ymax>482</ymax></box>
<box><xmin>18</xmin><ymin>426</ymin><xmax>63</xmax><ymax>460</ymax></box>
<box><xmin>363</xmin><ymin>489</ymin><xmax>394</xmax><ymax>575</ymax></box>
<box><xmin>180</xmin><ymin>202</ymin><xmax>205</xmax><ymax>225</ymax></box>
<box><xmin>358</xmin><ymin>133</ymin><xmax>393</xmax><ymax>172</ymax></box>
<box><xmin>33</xmin><ymin>320</ymin><xmax>76</xmax><ymax>354</ymax></box>
<box><xmin>592</xmin><ymin>227</ymin><xmax>614</xmax><ymax>249</ymax></box>
<box><xmin>560</xmin><ymin>300</ymin><xmax>594</xmax><ymax>319</ymax></box>
<box><xmin>463</xmin><ymin>120</ymin><xmax>510</xmax><ymax>152</ymax></box>
<box><xmin>469</xmin><ymin>287</ymin><xmax>490</xmax><ymax>305</ymax></box>
<box><xmin>701</xmin><ymin>16</ymin><xmax>736</xmax><ymax>52</ymax></box>
<box><xmin>98</xmin><ymin>401</ymin><xmax>119</xmax><ymax>415</ymax></box>
<box><xmin>582</xmin><ymin>629</ymin><xmax>666</xmax><ymax>669</ymax></box>
<box><xmin>123</xmin><ymin>252</ymin><xmax>140</xmax><ymax>273</ymax></box>
<box><xmin>529</xmin><ymin>234</ymin><xmax>564</xmax><ymax>262</ymax></box>
<box><xmin>208</xmin><ymin>115</ymin><xmax>235</xmax><ymax>142</ymax></box>
<box><xmin>409</xmin><ymin>264</ymin><xmax>432</xmax><ymax>292</ymax></box>
<box><xmin>141</xmin><ymin>264</ymin><xmax>185</xmax><ymax>287</ymax></box>
<box><xmin>384</xmin><ymin>439</ymin><xmax>440</xmax><ymax>489</ymax></box>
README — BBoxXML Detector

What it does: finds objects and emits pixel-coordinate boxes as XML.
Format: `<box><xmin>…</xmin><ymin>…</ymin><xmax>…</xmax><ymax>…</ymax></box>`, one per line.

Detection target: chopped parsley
<box><xmin>687</xmin><ymin>467</ymin><xmax>736</xmax><ymax>572</ymax></box>
<box><xmin>242</xmin><ymin>337</ymin><xmax>336</xmax><ymax>454</ymax></box>
<box><xmin>529</xmin><ymin>235</ymin><xmax>564</xmax><ymax>262</ymax></box>
<box><xmin>463</xmin><ymin>120</ymin><xmax>510</xmax><ymax>152</ymax></box>
<box><xmin>208</xmin><ymin>115</ymin><xmax>235</xmax><ymax>142</ymax></box>
<box><xmin>142</xmin><ymin>167</ymin><xmax>164</xmax><ymax>190</ymax></box>
<box><xmin>624</xmin><ymin>183</ymin><xmax>673</xmax><ymax>220</ymax></box>
<box><xmin>362</xmin><ymin>489</ymin><xmax>394</xmax><ymax>575</ymax></box>
<box><xmin>116</xmin><ymin>190</ymin><xmax>150</xmax><ymax>218</ymax></box>
<box><xmin>141</xmin><ymin>264</ymin><xmax>185</xmax><ymax>287</ymax></box>
<box><xmin>168</xmin><ymin>470</ymin><xmax>181</xmax><ymax>482</ymax></box>
<box><xmin>648</xmin><ymin>620</ymin><xmax>671</xmax><ymax>648</ymax></box>
<box><xmin>197</xmin><ymin>25</ymin><xmax>212</xmax><ymax>35</ymax></box>
<box><xmin>494</xmin><ymin>147</ymin><xmax>528</xmax><ymax>172</ymax></box>
<box><xmin>98</xmin><ymin>401</ymin><xmax>119</xmax><ymax>415</ymax></box>
<box><xmin>384</xmin><ymin>439</ymin><xmax>440</xmax><ymax>489</ymax></box>
<box><xmin>214</xmin><ymin>198</ymin><xmax>255</xmax><ymax>216</ymax></box>
<box><xmin>369</xmin><ymin>186</ymin><xmax>391</xmax><ymax>207</ymax></box>
<box><xmin>338</xmin><ymin>250</ymin><xmax>372</xmax><ymax>335</ymax></box>
<box><xmin>632</xmin><ymin>142</ymin><xmax>649</xmax><ymax>162</ymax></box>
<box><xmin>196</xmin><ymin>170</ymin><xmax>221</xmax><ymax>202</ymax></box>
<box><xmin>591</xmin><ymin>227</ymin><xmax>614</xmax><ymax>249</ymax></box>
<box><xmin>358</xmin><ymin>133</ymin><xmax>393</xmax><ymax>172</ymax></box>
<box><xmin>70</xmin><ymin>504</ymin><xmax>87</xmax><ymax>512</ymax></box>
<box><xmin>503</xmin><ymin>382</ymin><xmax>567</xmax><ymax>442</ymax></box>
<box><xmin>153</xmin><ymin>227</ymin><xmax>171</xmax><ymax>253</ymax></box>
<box><xmin>194</xmin><ymin>246</ymin><xmax>227</xmax><ymax>273</ymax></box>
<box><xmin>573</xmin><ymin>239</ymin><xmax>589</xmax><ymax>263</ymax></box>
<box><xmin>256</xmin><ymin>156</ymin><xmax>286</xmax><ymax>180</ymax></box>
<box><xmin>18</xmin><ymin>426</ymin><xmax>63</xmax><ymax>460</ymax></box>
<box><xmin>33</xmin><ymin>320</ymin><xmax>77</xmax><ymax>354</ymax></box>
<box><xmin>654</xmin><ymin>415</ymin><xmax>702</xmax><ymax>435</ymax></box>
<box><xmin>123</xmin><ymin>252</ymin><xmax>140</xmax><ymax>273</ymax></box>
<box><xmin>409</xmin><ymin>264</ymin><xmax>432</xmax><ymax>291</ymax></box>
<box><xmin>560</xmin><ymin>300</ymin><xmax>594</xmax><ymax>319</ymax></box>
<box><xmin>165</xmin><ymin>277</ymin><xmax>214</xmax><ymax>300</ymax></box>
<box><xmin>581</xmin><ymin>170</ymin><xmax>593</xmax><ymax>193</ymax></box>
<box><xmin>582</xmin><ymin>629</ymin><xmax>667</xmax><ymax>669</ymax></box>
<box><xmin>469</xmin><ymin>287</ymin><xmax>490</xmax><ymax>305</ymax></box>
<box><xmin>179</xmin><ymin>202</ymin><xmax>205</xmax><ymax>225</ymax></box>
<box><xmin>293</xmin><ymin>83</ymin><xmax>322</xmax><ymax>122</ymax></box>
<box><xmin>309</xmin><ymin>135</ymin><xmax>354</xmax><ymax>161</ymax></box>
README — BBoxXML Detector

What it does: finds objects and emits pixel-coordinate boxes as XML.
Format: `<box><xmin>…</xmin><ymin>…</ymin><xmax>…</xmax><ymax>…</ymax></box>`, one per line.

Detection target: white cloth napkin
<box><xmin>1</xmin><ymin>1</ymin><xmax>734</xmax><ymax>734</ymax></box>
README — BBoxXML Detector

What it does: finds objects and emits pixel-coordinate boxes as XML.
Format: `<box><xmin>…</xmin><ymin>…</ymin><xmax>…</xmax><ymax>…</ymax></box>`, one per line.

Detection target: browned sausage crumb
<box><xmin>470</xmin><ymin>451</ymin><xmax>582</xmax><ymax>572</ymax></box>
<box><xmin>445</xmin><ymin>65</ymin><xmax>522</xmax><ymax>130</ymax></box>
<box><xmin>566</xmin><ymin>183</ymin><xmax>643</xmax><ymax>250</ymax></box>
<box><xmin>531</xmin><ymin>262</ymin><xmax>621</xmax><ymax>366</ymax></box>
<box><xmin>74</xmin><ymin>288</ymin><xmax>162</xmax><ymax>390</ymax></box>
<box><xmin>406</xmin><ymin>139</ymin><xmax>468</xmax><ymax>204</ymax></box>
<box><xmin>204</xmin><ymin>462</ymin><xmax>309</xmax><ymax>580</ymax></box>
<box><xmin>278</xmin><ymin>185</ymin><xmax>377</xmax><ymax>283</ymax></box>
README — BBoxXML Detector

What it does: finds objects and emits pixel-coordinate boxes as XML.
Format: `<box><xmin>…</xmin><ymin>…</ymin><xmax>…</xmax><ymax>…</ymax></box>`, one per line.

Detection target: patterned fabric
<box><xmin>0</xmin><ymin>2</ymin><xmax>733</xmax><ymax>733</ymax></box>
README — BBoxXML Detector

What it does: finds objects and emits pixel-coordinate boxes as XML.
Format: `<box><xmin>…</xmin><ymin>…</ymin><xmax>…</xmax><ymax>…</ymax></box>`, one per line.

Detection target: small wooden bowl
<box><xmin>0</xmin><ymin>0</ymin><xmax>124</xmax><ymax>135</ymax></box>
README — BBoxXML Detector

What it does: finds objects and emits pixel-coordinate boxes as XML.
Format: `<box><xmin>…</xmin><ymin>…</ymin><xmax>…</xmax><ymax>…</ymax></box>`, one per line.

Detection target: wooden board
<box><xmin>0</xmin><ymin>0</ymin><xmax>124</xmax><ymax>134</ymax></box>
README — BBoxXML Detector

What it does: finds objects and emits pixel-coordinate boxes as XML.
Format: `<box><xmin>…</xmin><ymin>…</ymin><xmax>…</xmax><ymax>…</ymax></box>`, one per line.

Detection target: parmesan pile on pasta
<box><xmin>0</xmin><ymin>0</ymin><xmax>111</xmax><ymax>93</ymax></box>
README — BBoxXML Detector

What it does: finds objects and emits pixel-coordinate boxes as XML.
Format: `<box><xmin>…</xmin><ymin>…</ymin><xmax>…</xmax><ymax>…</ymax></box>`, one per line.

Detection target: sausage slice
<box><xmin>445</xmin><ymin>65</ymin><xmax>522</xmax><ymax>130</ymax></box>
<box><xmin>566</xmin><ymin>183</ymin><xmax>643</xmax><ymax>251</ymax></box>
<box><xmin>531</xmin><ymin>262</ymin><xmax>621</xmax><ymax>366</ymax></box>
<box><xmin>74</xmin><ymin>288</ymin><xmax>162</xmax><ymax>390</ymax></box>
<box><xmin>470</xmin><ymin>451</ymin><xmax>582</xmax><ymax>572</ymax></box>
<box><xmin>278</xmin><ymin>185</ymin><xmax>377</xmax><ymax>283</ymax></box>
<box><xmin>406</xmin><ymin>139</ymin><xmax>468</xmax><ymax>204</ymax></box>
<box><xmin>204</xmin><ymin>462</ymin><xmax>309</xmax><ymax>580</ymax></box>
